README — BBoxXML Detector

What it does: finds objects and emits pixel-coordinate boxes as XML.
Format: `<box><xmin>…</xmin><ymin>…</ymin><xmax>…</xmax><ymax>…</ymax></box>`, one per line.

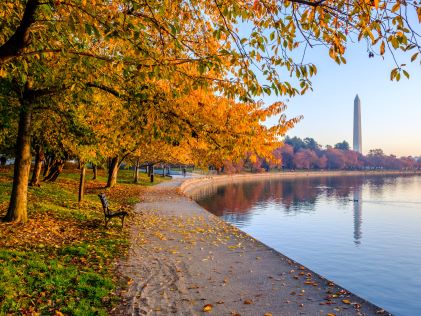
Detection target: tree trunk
<box><xmin>92</xmin><ymin>164</ymin><xmax>97</xmax><ymax>180</ymax></box>
<box><xmin>106</xmin><ymin>156</ymin><xmax>119</xmax><ymax>188</ymax></box>
<box><xmin>134</xmin><ymin>158</ymin><xmax>139</xmax><ymax>183</ymax></box>
<box><xmin>29</xmin><ymin>145</ymin><xmax>44</xmax><ymax>187</ymax></box>
<box><xmin>150</xmin><ymin>165</ymin><xmax>154</xmax><ymax>182</ymax></box>
<box><xmin>3</xmin><ymin>101</ymin><xmax>33</xmax><ymax>223</ymax></box>
<box><xmin>43</xmin><ymin>155</ymin><xmax>53</xmax><ymax>177</ymax></box>
<box><xmin>78</xmin><ymin>164</ymin><xmax>86</xmax><ymax>202</ymax></box>
<box><xmin>43</xmin><ymin>159</ymin><xmax>65</xmax><ymax>182</ymax></box>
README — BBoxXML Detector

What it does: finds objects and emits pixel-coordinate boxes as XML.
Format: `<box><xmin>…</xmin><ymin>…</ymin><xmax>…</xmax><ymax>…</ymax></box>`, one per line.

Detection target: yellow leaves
<box><xmin>328</xmin><ymin>48</ymin><xmax>336</xmax><ymax>60</ymax></box>
<box><xmin>391</xmin><ymin>2</ymin><xmax>400</xmax><ymax>13</ymax></box>
<box><xmin>227</xmin><ymin>242</ymin><xmax>242</xmax><ymax>249</ymax></box>
<box><xmin>202</xmin><ymin>304</ymin><xmax>213</xmax><ymax>312</ymax></box>
<box><xmin>380</xmin><ymin>41</ymin><xmax>385</xmax><ymax>55</ymax></box>
<box><xmin>373</xmin><ymin>0</ymin><xmax>379</xmax><ymax>10</ymax></box>
<box><xmin>390</xmin><ymin>67</ymin><xmax>409</xmax><ymax>81</ymax></box>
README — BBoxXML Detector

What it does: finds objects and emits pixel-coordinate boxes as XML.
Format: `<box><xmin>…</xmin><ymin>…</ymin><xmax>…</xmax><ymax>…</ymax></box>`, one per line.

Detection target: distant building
<box><xmin>353</xmin><ymin>95</ymin><xmax>362</xmax><ymax>153</ymax></box>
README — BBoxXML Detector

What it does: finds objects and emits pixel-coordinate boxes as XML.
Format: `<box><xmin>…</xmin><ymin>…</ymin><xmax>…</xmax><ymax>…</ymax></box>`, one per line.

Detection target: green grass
<box><xmin>115</xmin><ymin>168</ymin><xmax>170</xmax><ymax>186</ymax></box>
<box><xmin>57</xmin><ymin>167</ymin><xmax>170</xmax><ymax>186</ymax></box>
<box><xmin>0</xmin><ymin>166</ymin><xmax>167</xmax><ymax>315</ymax></box>
<box><xmin>0</xmin><ymin>239</ymin><xmax>122</xmax><ymax>315</ymax></box>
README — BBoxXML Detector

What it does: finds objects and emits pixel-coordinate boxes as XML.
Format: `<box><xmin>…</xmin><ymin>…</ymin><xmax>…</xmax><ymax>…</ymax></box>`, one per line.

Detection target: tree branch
<box><xmin>0</xmin><ymin>0</ymin><xmax>40</xmax><ymax>63</ymax></box>
<box><xmin>86</xmin><ymin>82</ymin><xmax>124</xmax><ymax>98</ymax></box>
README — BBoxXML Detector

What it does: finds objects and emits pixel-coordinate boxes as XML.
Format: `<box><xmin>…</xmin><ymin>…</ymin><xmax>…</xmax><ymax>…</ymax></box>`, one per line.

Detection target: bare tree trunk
<box><xmin>78</xmin><ymin>164</ymin><xmax>86</xmax><ymax>202</ymax></box>
<box><xmin>44</xmin><ymin>159</ymin><xmax>65</xmax><ymax>182</ymax></box>
<box><xmin>29</xmin><ymin>145</ymin><xmax>44</xmax><ymax>187</ymax></box>
<box><xmin>150</xmin><ymin>165</ymin><xmax>154</xmax><ymax>182</ymax></box>
<box><xmin>106</xmin><ymin>156</ymin><xmax>119</xmax><ymax>188</ymax></box>
<box><xmin>134</xmin><ymin>158</ymin><xmax>139</xmax><ymax>183</ymax></box>
<box><xmin>92</xmin><ymin>164</ymin><xmax>97</xmax><ymax>180</ymax></box>
<box><xmin>3</xmin><ymin>100</ymin><xmax>33</xmax><ymax>223</ymax></box>
<box><xmin>43</xmin><ymin>154</ymin><xmax>53</xmax><ymax>177</ymax></box>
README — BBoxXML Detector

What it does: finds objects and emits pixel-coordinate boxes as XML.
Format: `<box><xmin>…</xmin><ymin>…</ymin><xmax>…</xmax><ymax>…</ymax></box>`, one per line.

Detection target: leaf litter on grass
<box><xmin>0</xmin><ymin>169</ymin><xmax>153</xmax><ymax>315</ymax></box>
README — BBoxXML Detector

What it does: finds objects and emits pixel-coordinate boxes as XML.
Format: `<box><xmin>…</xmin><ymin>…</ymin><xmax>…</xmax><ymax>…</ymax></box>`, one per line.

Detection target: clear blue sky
<box><xmin>263</xmin><ymin>42</ymin><xmax>421</xmax><ymax>157</ymax></box>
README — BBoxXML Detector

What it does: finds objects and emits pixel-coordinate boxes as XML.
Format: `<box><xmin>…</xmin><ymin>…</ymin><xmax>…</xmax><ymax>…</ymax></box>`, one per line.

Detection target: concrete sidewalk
<box><xmin>112</xmin><ymin>179</ymin><xmax>389</xmax><ymax>316</ymax></box>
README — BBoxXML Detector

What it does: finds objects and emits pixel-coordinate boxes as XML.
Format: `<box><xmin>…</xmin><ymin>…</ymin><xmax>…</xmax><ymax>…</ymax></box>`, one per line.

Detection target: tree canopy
<box><xmin>1</xmin><ymin>0</ymin><xmax>420</xmax><ymax>222</ymax></box>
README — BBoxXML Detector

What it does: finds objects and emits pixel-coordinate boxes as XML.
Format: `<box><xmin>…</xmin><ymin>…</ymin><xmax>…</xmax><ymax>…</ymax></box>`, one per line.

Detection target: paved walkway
<box><xmin>112</xmin><ymin>179</ymin><xmax>389</xmax><ymax>316</ymax></box>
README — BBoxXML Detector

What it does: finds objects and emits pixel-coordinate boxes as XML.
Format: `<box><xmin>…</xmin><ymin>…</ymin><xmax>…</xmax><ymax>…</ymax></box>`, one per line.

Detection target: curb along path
<box><xmin>112</xmin><ymin>178</ymin><xmax>389</xmax><ymax>316</ymax></box>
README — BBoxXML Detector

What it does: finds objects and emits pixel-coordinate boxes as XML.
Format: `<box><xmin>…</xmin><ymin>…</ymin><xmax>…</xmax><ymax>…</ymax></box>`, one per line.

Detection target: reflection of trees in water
<box><xmin>366</xmin><ymin>175</ymin><xmax>416</xmax><ymax>199</ymax></box>
<box><xmin>194</xmin><ymin>174</ymin><xmax>421</xmax><ymax>246</ymax></box>
<box><xmin>195</xmin><ymin>175</ymin><xmax>420</xmax><ymax>214</ymax></box>
<box><xmin>366</xmin><ymin>176</ymin><xmax>393</xmax><ymax>198</ymax></box>
<box><xmin>196</xmin><ymin>176</ymin><xmax>369</xmax><ymax>215</ymax></box>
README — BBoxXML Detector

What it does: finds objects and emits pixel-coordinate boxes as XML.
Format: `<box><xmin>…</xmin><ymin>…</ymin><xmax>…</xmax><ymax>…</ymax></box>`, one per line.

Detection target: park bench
<box><xmin>98</xmin><ymin>193</ymin><xmax>128</xmax><ymax>228</ymax></box>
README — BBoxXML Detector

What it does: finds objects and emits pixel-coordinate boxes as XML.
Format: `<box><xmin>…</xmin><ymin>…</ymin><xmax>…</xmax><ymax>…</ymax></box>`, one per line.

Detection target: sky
<box><xmin>263</xmin><ymin>42</ymin><xmax>421</xmax><ymax>157</ymax></box>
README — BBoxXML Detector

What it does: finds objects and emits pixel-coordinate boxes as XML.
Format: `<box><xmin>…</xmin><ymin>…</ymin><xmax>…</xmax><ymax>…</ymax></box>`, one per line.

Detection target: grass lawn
<box><xmin>0</xmin><ymin>166</ymin><xmax>168</xmax><ymax>315</ymax></box>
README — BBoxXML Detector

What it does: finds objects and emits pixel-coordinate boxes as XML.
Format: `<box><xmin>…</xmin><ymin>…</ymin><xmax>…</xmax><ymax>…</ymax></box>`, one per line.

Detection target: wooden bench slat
<box><xmin>98</xmin><ymin>193</ymin><xmax>128</xmax><ymax>228</ymax></box>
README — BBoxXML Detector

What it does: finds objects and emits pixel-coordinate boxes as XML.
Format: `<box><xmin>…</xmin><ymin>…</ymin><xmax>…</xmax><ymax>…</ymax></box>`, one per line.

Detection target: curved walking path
<box><xmin>112</xmin><ymin>178</ymin><xmax>390</xmax><ymax>316</ymax></box>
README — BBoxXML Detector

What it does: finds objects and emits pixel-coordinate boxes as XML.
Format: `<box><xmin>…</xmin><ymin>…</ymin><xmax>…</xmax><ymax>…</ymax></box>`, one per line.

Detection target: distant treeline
<box><xmin>222</xmin><ymin>136</ymin><xmax>421</xmax><ymax>173</ymax></box>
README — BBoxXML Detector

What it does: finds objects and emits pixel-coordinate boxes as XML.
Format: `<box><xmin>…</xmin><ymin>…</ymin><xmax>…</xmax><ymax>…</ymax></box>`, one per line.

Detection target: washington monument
<box><xmin>353</xmin><ymin>95</ymin><xmax>362</xmax><ymax>153</ymax></box>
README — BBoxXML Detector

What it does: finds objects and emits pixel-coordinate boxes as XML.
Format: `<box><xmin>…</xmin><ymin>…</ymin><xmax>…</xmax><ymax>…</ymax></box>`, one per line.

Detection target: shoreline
<box><xmin>114</xmin><ymin>176</ymin><xmax>392</xmax><ymax>315</ymax></box>
<box><xmin>181</xmin><ymin>169</ymin><xmax>421</xmax><ymax>195</ymax></box>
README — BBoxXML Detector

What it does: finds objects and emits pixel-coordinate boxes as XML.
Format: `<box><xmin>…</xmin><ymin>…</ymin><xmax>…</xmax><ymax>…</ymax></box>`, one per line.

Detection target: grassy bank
<box><xmin>0</xmin><ymin>167</ymin><xmax>167</xmax><ymax>315</ymax></box>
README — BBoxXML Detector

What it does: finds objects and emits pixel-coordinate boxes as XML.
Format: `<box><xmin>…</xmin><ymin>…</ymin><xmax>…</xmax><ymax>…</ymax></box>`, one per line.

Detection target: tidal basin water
<box><xmin>193</xmin><ymin>174</ymin><xmax>421</xmax><ymax>316</ymax></box>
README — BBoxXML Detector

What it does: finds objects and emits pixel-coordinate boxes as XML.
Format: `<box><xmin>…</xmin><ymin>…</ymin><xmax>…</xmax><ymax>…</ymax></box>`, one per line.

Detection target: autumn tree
<box><xmin>293</xmin><ymin>149</ymin><xmax>320</xmax><ymax>169</ymax></box>
<box><xmin>335</xmin><ymin>141</ymin><xmax>350</xmax><ymax>151</ymax></box>
<box><xmin>2</xmin><ymin>0</ymin><xmax>421</xmax><ymax>222</ymax></box>
<box><xmin>274</xmin><ymin>143</ymin><xmax>295</xmax><ymax>169</ymax></box>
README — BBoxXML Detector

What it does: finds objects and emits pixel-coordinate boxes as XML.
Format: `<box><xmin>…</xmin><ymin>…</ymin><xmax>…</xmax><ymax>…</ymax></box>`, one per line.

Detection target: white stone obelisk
<box><xmin>353</xmin><ymin>95</ymin><xmax>362</xmax><ymax>153</ymax></box>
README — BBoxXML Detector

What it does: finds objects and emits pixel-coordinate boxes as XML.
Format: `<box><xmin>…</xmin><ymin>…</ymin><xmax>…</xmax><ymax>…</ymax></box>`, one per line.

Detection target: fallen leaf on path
<box><xmin>342</xmin><ymin>299</ymin><xmax>351</xmax><ymax>304</ymax></box>
<box><xmin>203</xmin><ymin>304</ymin><xmax>213</xmax><ymax>312</ymax></box>
<box><xmin>244</xmin><ymin>299</ymin><xmax>253</xmax><ymax>304</ymax></box>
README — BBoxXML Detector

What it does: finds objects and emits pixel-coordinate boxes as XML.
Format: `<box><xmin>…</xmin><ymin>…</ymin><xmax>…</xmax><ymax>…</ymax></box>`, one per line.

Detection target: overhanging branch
<box><xmin>0</xmin><ymin>0</ymin><xmax>40</xmax><ymax>63</ymax></box>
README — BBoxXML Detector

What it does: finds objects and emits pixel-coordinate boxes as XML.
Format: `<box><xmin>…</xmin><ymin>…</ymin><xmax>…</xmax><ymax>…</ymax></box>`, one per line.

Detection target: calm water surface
<box><xmin>193</xmin><ymin>175</ymin><xmax>421</xmax><ymax>316</ymax></box>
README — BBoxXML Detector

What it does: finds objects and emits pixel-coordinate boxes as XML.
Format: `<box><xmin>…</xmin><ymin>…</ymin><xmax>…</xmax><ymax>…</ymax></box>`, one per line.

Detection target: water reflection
<box><xmin>192</xmin><ymin>175</ymin><xmax>417</xmax><ymax>246</ymax></box>
<box><xmin>192</xmin><ymin>174</ymin><xmax>421</xmax><ymax>315</ymax></box>
<box><xmin>353</xmin><ymin>187</ymin><xmax>362</xmax><ymax>245</ymax></box>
